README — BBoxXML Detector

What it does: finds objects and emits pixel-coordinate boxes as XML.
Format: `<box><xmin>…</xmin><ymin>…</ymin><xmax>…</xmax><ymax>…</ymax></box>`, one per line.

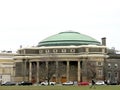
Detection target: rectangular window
<box><xmin>108</xmin><ymin>72</ymin><xmax>111</xmax><ymax>78</ymax></box>
<box><xmin>26</xmin><ymin>49</ymin><xmax>39</xmax><ymax>54</ymax></box>
<box><xmin>98</xmin><ymin>69</ymin><xmax>102</xmax><ymax>76</ymax></box>
<box><xmin>79</xmin><ymin>48</ymin><xmax>85</xmax><ymax>52</ymax></box>
<box><xmin>89</xmin><ymin>48</ymin><xmax>102</xmax><ymax>52</ymax></box>
<box><xmin>115</xmin><ymin>72</ymin><xmax>118</xmax><ymax>78</ymax></box>
<box><xmin>97</xmin><ymin>62</ymin><xmax>103</xmax><ymax>66</ymax></box>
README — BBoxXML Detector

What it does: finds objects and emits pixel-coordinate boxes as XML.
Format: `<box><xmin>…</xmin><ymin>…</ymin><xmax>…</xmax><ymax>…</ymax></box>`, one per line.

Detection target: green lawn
<box><xmin>0</xmin><ymin>85</ymin><xmax>120</xmax><ymax>90</ymax></box>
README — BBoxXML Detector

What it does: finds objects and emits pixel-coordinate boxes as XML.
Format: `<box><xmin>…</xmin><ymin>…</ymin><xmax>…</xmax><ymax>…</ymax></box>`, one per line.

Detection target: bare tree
<box><xmin>57</xmin><ymin>62</ymin><xmax>66</xmax><ymax>83</ymax></box>
<box><xmin>39</xmin><ymin>61</ymin><xmax>66</xmax><ymax>84</ymax></box>
<box><xmin>82</xmin><ymin>60</ymin><xmax>96</xmax><ymax>80</ymax></box>
<box><xmin>47</xmin><ymin>61</ymin><xmax>56</xmax><ymax>85</ymax></box>
<box><xmin>39</xmin><ymin>61</ymin><xmax>56</xmax><ymax>84</ymax></box>
<box><xmin>85</xmin><ymin>61</ymin><xmax>96</xmax><ymax>80</ymax></box>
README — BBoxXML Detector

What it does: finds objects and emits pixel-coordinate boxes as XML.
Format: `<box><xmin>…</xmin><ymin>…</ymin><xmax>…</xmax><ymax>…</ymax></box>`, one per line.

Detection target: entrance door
<box><xmin>61</xmin><ymin>76</ymin><xmax>66</xmax><ymax>83</ymax></box>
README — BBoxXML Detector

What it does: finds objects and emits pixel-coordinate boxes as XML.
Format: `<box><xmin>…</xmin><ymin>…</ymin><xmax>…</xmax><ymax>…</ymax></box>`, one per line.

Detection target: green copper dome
<box><xmin>37</xmin><ymin>31</ymin><xmax>100</xmax><ymax>47</ymax></box>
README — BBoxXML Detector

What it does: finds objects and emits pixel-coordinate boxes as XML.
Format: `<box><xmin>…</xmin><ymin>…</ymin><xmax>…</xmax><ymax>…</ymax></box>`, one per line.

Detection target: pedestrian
<box><xmin>104</xmin><ymin>80</ymin><xmax>107</xmax><ymax>85</ymax></box>
<box><xmin>90</xmin><ymin>79</ymin><xmax>96</xmax><ymax>89</ymax></box>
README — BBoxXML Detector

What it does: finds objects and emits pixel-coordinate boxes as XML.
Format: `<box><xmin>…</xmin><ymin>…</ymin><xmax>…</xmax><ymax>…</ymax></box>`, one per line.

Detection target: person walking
<box><xmin>90</xmin><ymin>79</ymin><xmax>96</xmax><ymax>89</ymax></box>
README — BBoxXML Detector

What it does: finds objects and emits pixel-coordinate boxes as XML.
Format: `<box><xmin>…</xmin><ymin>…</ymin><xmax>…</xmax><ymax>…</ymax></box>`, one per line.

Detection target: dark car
<box><xmin>1</xmin><ymin>81</ymin><xmax>16</xmax><ymax>86</ymax></box>
<box><xmin>18</xmin><ymin>81</ymin><xmax>32</xmax><ymax>86</ymax></box>
<box><xmin>109</xmin><ymin>81</ymin><xmax>119</xmax><ymax>85</ymax></box>
<box><xmin>78</xmin><ymin>81</ymin><xmax>89</xmax><ymax>86</ymax></box>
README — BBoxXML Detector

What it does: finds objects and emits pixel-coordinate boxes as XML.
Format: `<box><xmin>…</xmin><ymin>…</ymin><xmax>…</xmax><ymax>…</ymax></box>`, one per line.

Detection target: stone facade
<box><xmin>106</xmin><ymin>54</ymin><xmax>120</xmax><ymax>84</ymax></box>
<box><xmin>1</xmin><ymin>31</ymin><xmax>120</xmax><ymax>84</ymax></box>
<box><xmin>14</xmin><ymin>45</ymin><xmax>107</xmax><ymax>83</ymax></box>
<box><xmin>0</xmin><ymin>53</ymin><xmax>15</xmax><ymax>83</ymax></box>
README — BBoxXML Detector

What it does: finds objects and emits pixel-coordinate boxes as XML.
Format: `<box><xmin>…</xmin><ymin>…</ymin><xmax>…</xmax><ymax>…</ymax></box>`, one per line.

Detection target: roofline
<box><xmin>18</xmin><ymin>45</ymin><xmax>107</xmax><ymax>50</ymax></box>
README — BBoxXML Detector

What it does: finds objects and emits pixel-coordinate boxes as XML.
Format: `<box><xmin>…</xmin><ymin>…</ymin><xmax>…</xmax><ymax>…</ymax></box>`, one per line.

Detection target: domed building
<box><xmin>38</xmin><ymin>31</ymin><xmax>100</xmax><ymax>46</ymax></box>
<box><xmin>14</xmin><ymin>31</ymin><xmax>107</xmax><ymax>83</ymax></box>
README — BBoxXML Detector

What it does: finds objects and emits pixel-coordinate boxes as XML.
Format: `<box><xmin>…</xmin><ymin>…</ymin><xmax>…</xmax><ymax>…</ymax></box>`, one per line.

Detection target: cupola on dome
<box><xmin>37</xmin><ymin>31</ymin><xmax>100</xmax><ymax>47</ymax></box>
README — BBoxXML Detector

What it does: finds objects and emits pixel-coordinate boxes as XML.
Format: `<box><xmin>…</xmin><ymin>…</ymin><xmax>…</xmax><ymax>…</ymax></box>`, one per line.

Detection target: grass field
<box><xmin>0</xmin><ymin>85</ymin><xmax>120</xmax><ymax>90</ymax></box>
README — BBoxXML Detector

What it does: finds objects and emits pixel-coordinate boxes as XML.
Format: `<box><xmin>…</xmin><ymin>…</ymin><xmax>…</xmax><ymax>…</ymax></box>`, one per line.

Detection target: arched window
<box><xmin>70</xmin><ymin>49</ymin><xmax>75</xmax><ymax>53</ymax></box>
<box><xmin>115</xmin><ymin>64</ymin><xmax>118</xmax><ymax>68</ymax></box>
<box><xmin>45</xmin><ymin>50</ymin><xmax>50</xmax><ymax>53</ymax></box>
<box><xmin>61</xmin><ymin>49</ymin><xmax>66</xmax><ymax>53</ymax></box>
<box><xmin>53</xmin><ymin>49</ymin><xmax>58</xmax><ymax>53</ymax></box>
<box><xmin>39</xmin><ymin>50</ymin><xmax>43</xmax><ymax>54</ymax></box>
<box><xmin>108</xmin><ymin>63</ymin><xmax>111</xmax><ymax>68</ymax></box>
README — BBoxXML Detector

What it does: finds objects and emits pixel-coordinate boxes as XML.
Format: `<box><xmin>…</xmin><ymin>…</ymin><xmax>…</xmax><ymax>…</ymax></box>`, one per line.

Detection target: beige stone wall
<box><xmin>0</xmin><ymin>53</ymin><xmax>15</xmax><ymax>82</ymax></box>
<box><xmin>14</xmin><ymin>45</ymin><xmax>107</xmax><ymax>82</ymax></box>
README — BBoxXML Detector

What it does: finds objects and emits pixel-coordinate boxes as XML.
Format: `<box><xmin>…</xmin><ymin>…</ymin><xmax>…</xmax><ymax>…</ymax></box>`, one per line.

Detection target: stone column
<box><xmin>78</xmin><ymin>60</ymin><xmax>80</xmax><ymax>82</ymax></box>
<box><xmin>67</xmin><ymin>61</ymin><xmax>69</xmax><ymax>81</ymax></box>
<box><xmin>36</xmin><ymin>61</ymin><xmax>39</xmax><ymax>83</ymax></box>
<box><xmin>56</xmin><ymin>61</ymin><xmax>58</xmax><ymax>83</ymax></box>
<box><xmin>22</xmin><ymin>59</ymin><xmax>26</xmax><ymax>81</ymax></box>
<box><xmin>24</xmin><ymin>60</ymin><xmax>27</xmax><ymax>81</ymax></box>
<box><xmin>46</xmin><ymin>61</ymin><xmax>48</xmax><ymax>80</ymax></box>
<box><xmin>29</xmin><ymin>62</ymin><xmax>32</xmax><ymax>82</ymax></box>
<box><xmin>86</xmin><ymin>47</ymin><xmax>89</xmax><ymax>53</ymax></box>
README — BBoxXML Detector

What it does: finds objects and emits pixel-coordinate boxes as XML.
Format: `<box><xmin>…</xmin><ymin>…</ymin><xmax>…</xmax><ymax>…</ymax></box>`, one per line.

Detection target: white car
<box><xmin>41</xmin><ymin>81</ymin><xmax>56</xmax><ymax>85</ymax></box>
<box><xmin>95</xmin><ymin>80</ymin><xmax>105</xmax><ymax>85</ymax></box>
<box><xmin>62</xmin><ymin>81</ymin><xmax>73</xmax><ymax>85</ymax></box>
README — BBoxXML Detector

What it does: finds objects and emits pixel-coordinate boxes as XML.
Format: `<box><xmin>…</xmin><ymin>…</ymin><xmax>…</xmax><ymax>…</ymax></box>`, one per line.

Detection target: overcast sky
<box><xmin>0</xmin><ymin>0</ymin><xmax>120</xmax><ymax>52</ymax></box>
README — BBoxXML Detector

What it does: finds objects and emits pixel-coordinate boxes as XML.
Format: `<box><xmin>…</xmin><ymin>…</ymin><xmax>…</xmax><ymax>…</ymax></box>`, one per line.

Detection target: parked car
<box><xmin>62</xmin><ymin>81</ymin><xmax>73</xmax><ymax>85</ymax></box>
<box><xmin>41</xmin><ymin>81</ymin><xmax>56</xmax><ymax>86</ymax></box>
<box><xmin>95</xmin><ymin>80</ymin><xmax>105</xmax><ymax>85</ymax></box>
<box><xmin>78</xmin><ymin>81</ymin><xmax>89</xmax><ymax>86</ymax></box>
<box><xmin>1</xmin><ymin>81</ymin><xmax>16</xmax><ymax>86</ymax></box>
<box><xmin>109</xmin><ymin>81</ymin><xmax>118</xmax><ymax>85</ymax></box>
<box><xmin>18</xmin><ymin>81</ymin><xmax>32</xmax><ymax>86</ymax></box>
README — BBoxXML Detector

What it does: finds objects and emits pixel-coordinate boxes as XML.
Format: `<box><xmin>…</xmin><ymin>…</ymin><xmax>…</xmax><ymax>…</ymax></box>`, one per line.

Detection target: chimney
<box><xmin>20</xmin><ymin>45</ymin><xmax>22</xmax><ymax>48</ymax></box>
<box><xmin>101</xmin><ymin>37</ymin><xmax>106</xmax><ymax>46</ymax></box>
